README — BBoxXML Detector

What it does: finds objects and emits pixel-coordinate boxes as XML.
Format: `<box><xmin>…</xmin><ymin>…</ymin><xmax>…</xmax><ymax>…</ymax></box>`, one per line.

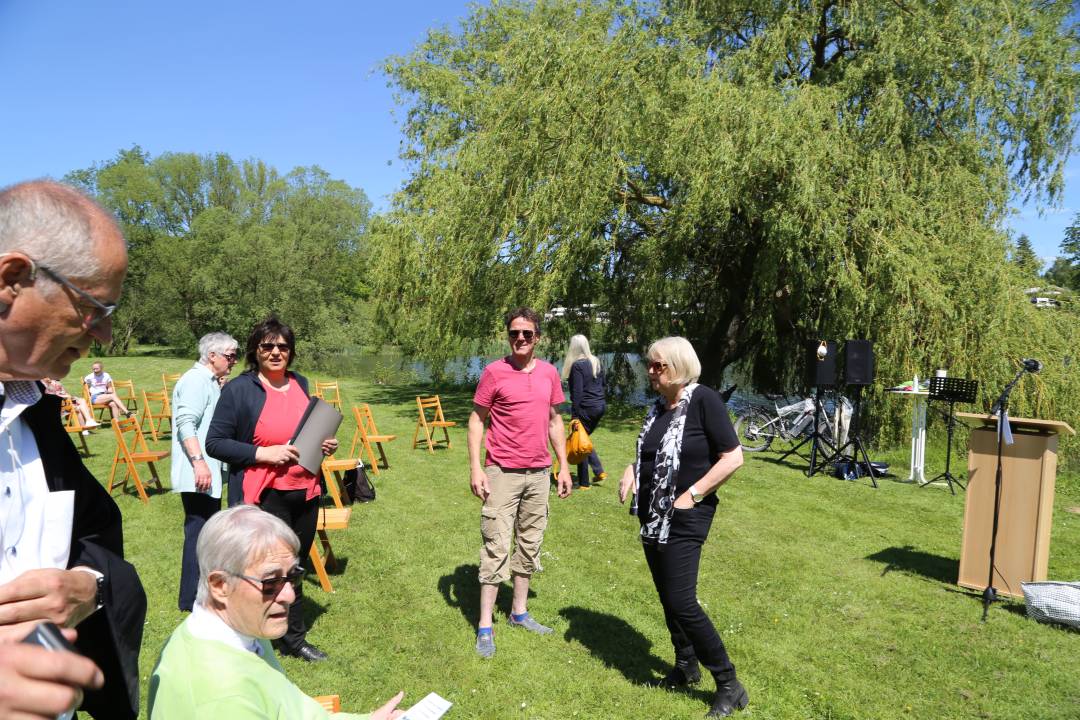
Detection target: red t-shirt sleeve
<box><xmin>474</xmin><ymin>365</ymin><xmax>496</xmax><ymax>408</ymax></box>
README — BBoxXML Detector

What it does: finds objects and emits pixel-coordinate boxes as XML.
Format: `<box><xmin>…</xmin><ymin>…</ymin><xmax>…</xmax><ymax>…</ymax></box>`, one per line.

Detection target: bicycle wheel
<box><xmin>735</xmin><ymin>409</ymin><xmax>773</xmax><ymax>452</ymax></box>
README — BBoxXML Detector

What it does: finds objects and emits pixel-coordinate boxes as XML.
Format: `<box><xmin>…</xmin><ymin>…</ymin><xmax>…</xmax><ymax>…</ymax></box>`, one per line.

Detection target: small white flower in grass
<box><xmin>521</xmin><ymin>702</ymin><xmax>527</xmax><ymax>708</ymax></box>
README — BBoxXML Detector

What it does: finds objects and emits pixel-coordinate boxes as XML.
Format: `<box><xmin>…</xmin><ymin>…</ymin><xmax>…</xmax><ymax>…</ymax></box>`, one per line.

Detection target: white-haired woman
<box><xmin>171</xmin><ymin>331</ymin><xmax>239</xmax><ymax>612</ymax></box>
<box><xmin>618</xmin><ymin>337</ymin><xmax>748</xmax><ymax>718</ymax></box>
<box><xmin>149</xmin><ymin>506</ymin><xmax>405</xmax><ymax>719</ymax></box>
<box><xmin>560</xmin><ymin>334</ymin><xmax>607</xmax><ymax>488</ymax></box>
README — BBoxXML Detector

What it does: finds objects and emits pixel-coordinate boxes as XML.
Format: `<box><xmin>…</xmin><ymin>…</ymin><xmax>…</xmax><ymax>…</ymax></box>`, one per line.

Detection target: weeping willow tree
<box><xmin>373</xmin><ymin>0</ymin><xmax>1080</xmax><ymax>453</ymax></box>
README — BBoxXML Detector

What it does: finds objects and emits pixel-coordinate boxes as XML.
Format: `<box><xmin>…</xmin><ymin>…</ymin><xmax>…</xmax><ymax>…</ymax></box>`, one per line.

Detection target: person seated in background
<box><xmin>148</xmin><ymin>505</ymin><xmax>405</xmax><ymax>719</ymax></box>
<box><xmin>82</xmin><ymin>361</ymin><xmax>129</xmax><ymax>419</ymax></box>
<box><xmin>43</xmin><ymin>376</ymin><xmax>99</xmax><ymax>428</ymax></box>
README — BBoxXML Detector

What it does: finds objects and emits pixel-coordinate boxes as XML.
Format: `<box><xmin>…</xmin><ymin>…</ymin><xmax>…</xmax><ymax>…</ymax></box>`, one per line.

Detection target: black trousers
<box><xmin>258</xmin><ymin>488</ymin><xmax>319</xmax><ymax>650</ymax></box>
<box><xmin>178</xmin><ymin>492</ymin><xmax>221</xmax><ymax>612</ymax></box>
<box><xmin>574</xmin><ymin>405</ymin><xmax>605</xmax><ymax>487</ymax></box>
<box><xmin>642</xmin><ymin>503</ymin><xmax>736</xmax><ymax>680</ymax></box>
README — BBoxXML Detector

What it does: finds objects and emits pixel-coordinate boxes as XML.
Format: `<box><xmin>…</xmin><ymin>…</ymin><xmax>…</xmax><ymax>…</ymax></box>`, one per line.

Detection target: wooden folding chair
<box><xmin>112</xmin><ymin>380</ymin><xmax>140</xmax><ymax>415</ymax></box>
<box><xmin>308</xmin><ymin>506</ymin><xmax>351</xmax><ymax>593</ymax></box>
<box><xmin>412</xmin><ymin>395</ymin><xmax>456</xmax><ymax>453</ymax></box>
<box><xmin>349</xmin><ymin>404</ymin><xmax>396</xmax><ymax>475</ymax></box>
<box><xmin>140</xmin><ymin>389</ymin><xmax>172</xmax><ymax>441</ymax></box>
<box><xmin>314</xmin><ymin>381</ymin><xmax>343</xmax><ymax>411</ymax></box>
<box><xmin>60</xmin><ymin>396</ymin><xmax>94</xmax><ymax>456</ymax></box>
<box><xmin>162</xmin><ymin>372</ymin><xmax>183</xmax><ymax>396</ymax></box>
<box><xmin>82</xmin><ymin>383</ymin><xmax>114</xmax><ymax>423</ymax></box>
<box><xmin>107</xmin><ymin>416</ymin><xmax>168</xmax><ymax>504</ymax></box>
<box><xmin>312</xmin><ymin>696</ymin><xmax>341</xmax><ymax>714</ymax></box>
<box><xmin>320</xmin><ymin>455</ymin><xmax>360</xmax><ymax>509</ymax></box>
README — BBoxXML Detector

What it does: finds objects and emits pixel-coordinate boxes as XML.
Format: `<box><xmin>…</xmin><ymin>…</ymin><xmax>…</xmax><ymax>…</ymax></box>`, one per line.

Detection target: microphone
<box><xmin>1022</xmin><ymin>358</ymin><xmax>1043</xmax><ymax>373</ymax></box>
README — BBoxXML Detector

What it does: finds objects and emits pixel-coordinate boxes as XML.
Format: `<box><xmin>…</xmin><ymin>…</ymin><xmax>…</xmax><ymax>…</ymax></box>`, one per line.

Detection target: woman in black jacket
<box><xmin>205</xmin><ymin>317</ymin><xmax>337</xmax><ymax>663</ymax></box>
<box><xmin>561</xmin><ymin>334</ymin><xmax>606</xmax><ymax>489</ymax></box>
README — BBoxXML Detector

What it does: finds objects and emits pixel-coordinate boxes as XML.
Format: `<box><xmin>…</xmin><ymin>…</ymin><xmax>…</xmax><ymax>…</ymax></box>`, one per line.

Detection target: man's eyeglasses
<box><xmin>2</xmin><ymin>253</ymin><xmax>117</xmax><ymax>329</ymax></box>
<box><xmin>508</xmin><ymin>329</ymin><xmax>535</xmax><ymax>341</ymax></box>
<box><xmin>646</xmin><ymin>360</ymin><xmax>669</xmax><ymax>374</ymax></box>
<box><xmin>217</xmin><ymin>351</ymin><xmax>239</xmax><ymax>362</ymax></box>
<box><xmin>258</xmin><ymin>342</ymin><xmax>291</xmax><ymax>354</ymax></box>
<box><xmin>232</xmin><ymin>566</ymin><xmax>304</xmax><ymax>599</ymax></box>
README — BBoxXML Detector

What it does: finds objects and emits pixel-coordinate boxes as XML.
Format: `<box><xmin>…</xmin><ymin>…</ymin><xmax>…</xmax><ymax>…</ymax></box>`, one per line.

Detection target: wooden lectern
<box><xmin>955</xmin><ymin>413</ymin><xmax>1075</xmax><ymax>599</ymax></box>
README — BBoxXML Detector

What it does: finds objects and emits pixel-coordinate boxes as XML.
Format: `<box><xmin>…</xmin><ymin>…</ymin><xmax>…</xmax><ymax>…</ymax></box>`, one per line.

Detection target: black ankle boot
<box><xmin>706</xmin><ymin>677</ymin><xmax>748</xmax><ymax>718</ymax></box>
<box><xmin>646</xmin><ymin>649</ymin><xmax>701</xmax><ymax>689</ymax></box>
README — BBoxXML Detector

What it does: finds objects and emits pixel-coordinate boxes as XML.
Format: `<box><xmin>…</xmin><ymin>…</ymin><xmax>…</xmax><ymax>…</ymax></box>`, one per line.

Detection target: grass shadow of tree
<box><xmin>865</xmin><ymin>545</ymin><xmax>958</xmax><ymax>585</ymax></box>
<box><xmin>438</xmin><ymin>564</ymin><xmax>534</xmax><ymax>630</ymax></box>
<box><xmin>558</xmin><ymin>606</ymin><xmax>668</xmax><ymax>686</ymax></box>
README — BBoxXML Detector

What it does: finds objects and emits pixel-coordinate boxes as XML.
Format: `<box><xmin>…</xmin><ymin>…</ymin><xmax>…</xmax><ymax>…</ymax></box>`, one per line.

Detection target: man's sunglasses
<box><xmin>1</xmin><ymin>253</ymin><xmax>117</xmax><ymax>329</ymax></box>
<box><xmin>508</xmin><ymin>329</ymin><xmax>535</xmax><ymax>341</ymax></box>
<box><xmin>216</xmin><ymin>351</ymin><xmax>239</xmax><ymax>362</ymax></box>
<box><xmin>232</xmin><ymin>566</ymin><xmax>305</xmax><ymax>598</ymax></box>
<box><xmin>645</xmin><ymin>360</ymin><xmax>669</xmax><ymax>373</ymax></box>
<box><xmin>258</xmin><ymin>342</ymin><xmax>291</xmax><ymax>353</ymax></box>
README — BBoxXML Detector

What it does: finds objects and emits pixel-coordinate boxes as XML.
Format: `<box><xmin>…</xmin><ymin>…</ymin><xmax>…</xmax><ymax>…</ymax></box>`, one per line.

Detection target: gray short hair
<box><xmin>195</xmin><ymin>505</ymin><xmax>300</xmax><ymax>606</ymax></box>
<box><xmin>0</xmin><ymin>180</ymin><xmax>112</xmax><ymax>283</ymax></box>
<box><xmin>646</xmin><ymin>336</ymin><xmax>702</xmax><ymax>386</ymax></box>
<box><xmin>198</xmin><ymin>332</ymin><xmax>239</xmax><ymax>363</ymax></box>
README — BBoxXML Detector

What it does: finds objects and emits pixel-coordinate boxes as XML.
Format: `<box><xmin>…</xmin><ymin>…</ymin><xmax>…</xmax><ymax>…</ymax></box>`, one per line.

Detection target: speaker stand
<box><xmin>826</xmin><ymin>385</ymin><xmax>878</xmax><ymax>488</ymax></box>
<box><xmin>778</xmin><ymin>386</ymin><xmax>836</xmax><ymax>477</ymax></box>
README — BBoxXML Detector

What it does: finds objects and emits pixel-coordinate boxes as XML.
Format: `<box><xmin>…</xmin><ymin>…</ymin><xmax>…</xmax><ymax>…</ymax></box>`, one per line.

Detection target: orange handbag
<box><xmin>566</xmin><ymin>418</ymin><xmax>594</xmax><ymax>465</ymax></box>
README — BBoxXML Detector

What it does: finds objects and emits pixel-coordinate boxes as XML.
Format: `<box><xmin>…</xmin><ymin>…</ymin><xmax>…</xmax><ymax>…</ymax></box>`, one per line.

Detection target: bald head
<box><xmin>0</xmin><ymin>180</ymin><xmax>126</xmax><ymax>282</ymax></box>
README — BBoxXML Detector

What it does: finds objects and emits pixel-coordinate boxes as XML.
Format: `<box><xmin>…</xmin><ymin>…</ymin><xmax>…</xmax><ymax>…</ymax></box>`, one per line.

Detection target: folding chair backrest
<box><xmin>417</xmin><ymin>395</ymin><xmax>444</xmax><ymax>421</ymax></box>
<box><xmin>60</xmin><ymin>396</ymin><xmax>80</xmax><ymax>431</ymax></box>
<box><xmin>113</xmin><ymin>380</ymin><xmax>138</xmax><ymax>411</ymax></box>
<box><xmin>162</xmin><ymin>372</ymin><xmax>183</xmax><ymax>396</ymax></box>
<box><xmin>315</xmin><ymin>381</ymin><xmax>342</xmax><ymax>408</ymax></box>
<box><xmin>142</xmin><ymin>389</ymin><xmax>171</xmax><ymax>414</ymax></box>
<box><xmin>114</xmin><ymin>415</ymin><xmax>149</xmax><ymax>452</ymax></box>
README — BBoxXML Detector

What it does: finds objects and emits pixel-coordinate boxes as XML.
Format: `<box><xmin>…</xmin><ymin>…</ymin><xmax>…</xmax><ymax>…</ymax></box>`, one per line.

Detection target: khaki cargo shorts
<box><xmin>478</xmin><ymin>465</ymin><xmax>550</xmax><ymax>585</ymax></box>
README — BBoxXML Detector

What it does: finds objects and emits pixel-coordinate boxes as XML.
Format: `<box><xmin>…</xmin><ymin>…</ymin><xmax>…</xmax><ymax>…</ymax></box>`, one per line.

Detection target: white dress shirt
<box><xmin>0</xmin><ymin>380</ymin><xmax>74</xmax><ymax>584</ymax></box>
<box><xmin>188</xmin><ymin>602</ymin><xmax>264</xmax><ymax>656</ymax></box>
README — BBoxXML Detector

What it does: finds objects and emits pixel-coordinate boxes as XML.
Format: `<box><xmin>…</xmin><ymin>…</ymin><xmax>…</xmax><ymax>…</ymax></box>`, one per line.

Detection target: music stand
<box><xmin>921</xmin><ymin>376</ymin><xmax>977</xmax><ymax>495</ymax></box>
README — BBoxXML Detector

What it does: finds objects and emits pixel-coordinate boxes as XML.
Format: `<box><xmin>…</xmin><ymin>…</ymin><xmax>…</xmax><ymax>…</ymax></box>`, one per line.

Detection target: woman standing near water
<box><xmin>561</xmin><ymin>335</ymin><xmax>606</xmax><ymax>489</ymax></box>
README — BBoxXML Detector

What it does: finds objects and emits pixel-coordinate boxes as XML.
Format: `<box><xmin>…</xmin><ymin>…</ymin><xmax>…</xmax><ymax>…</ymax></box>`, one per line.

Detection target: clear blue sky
<box><xmin>1</xmin><ymin>1</ymin><xmax>1075</xmax><ymax>264</ymax></box>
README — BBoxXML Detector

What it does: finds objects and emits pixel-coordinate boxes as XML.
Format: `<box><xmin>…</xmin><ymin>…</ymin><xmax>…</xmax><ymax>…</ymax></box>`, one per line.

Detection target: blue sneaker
<box><xmin>475</xmin><ymin>630</ymin><xmax>495</xmax><ymax>658</ymax></box>
<box><xmin>508</xmin><ymin>613</ymin><xmax>553</xmax><ymax>635</ymax></box>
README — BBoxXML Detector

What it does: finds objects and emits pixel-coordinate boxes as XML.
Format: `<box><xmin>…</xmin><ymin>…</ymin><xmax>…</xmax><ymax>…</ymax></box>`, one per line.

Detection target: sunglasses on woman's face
<box><xmin>646</xmin><ymin>360</ymin><xmax>669</xmax><ymax>374</ymax></box>
<box><xmin>233</xmin><ymin>566</ymin><xmax>305</xmax><ymax>599</ymax></box>
<box><xmin>258</xmin><ymin>342</ymin><xmax>291</xmax><ymax>354</ymax></box>
<box><xmin>508</xmin><ymin>329</ymin><xmax>535</xmax><ymax>341</ymax></box>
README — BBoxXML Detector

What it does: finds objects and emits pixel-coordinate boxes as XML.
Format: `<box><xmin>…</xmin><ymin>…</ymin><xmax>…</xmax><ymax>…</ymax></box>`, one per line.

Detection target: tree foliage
<box><xmin>372</xmin><ymin>0</ymin><xmax>1080</xmax><ymax>451</ymax></box>
<box><xmin>1010</xmin><ymin>234</ymin><xmax>1041</xmax><ymax>278</ymax></box>
<box><xmin>66</xmin><ymin>148</ymin><xmax>373</xmax><ymax>362</ymax></box>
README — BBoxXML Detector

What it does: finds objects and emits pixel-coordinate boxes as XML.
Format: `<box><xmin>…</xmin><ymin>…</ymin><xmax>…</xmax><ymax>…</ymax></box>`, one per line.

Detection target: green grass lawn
<box><xmin>64</xmin><ymin>355</ymin><xmax>1080</xmax><ymax>719</ymax></box>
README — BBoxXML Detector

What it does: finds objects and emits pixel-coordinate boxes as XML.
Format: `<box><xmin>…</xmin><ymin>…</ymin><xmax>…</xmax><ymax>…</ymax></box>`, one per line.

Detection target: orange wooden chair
<box><xmin>312</xmin><ymin>696</ymin><xmax>341</xmax><ymax>714</ymax></box>
<box><xmin>82</xmin><ymin>382</ymin><xmax>114</xmax><ymax>423</ymax></box>
<box><xmin>412</xmin><ymin>395</ymin><xmax>456</xmax><ymax>453</ymax></box>
<box><xmin>112</xmin><ymin>380</ymin><xmax>140</xmax><ymax>415</ymax></box>
<box><xmin>162</xmin><ymin>372</ymin><xmax>183</xmax><ymax>396</ymax></box>
<box><xmin>320</xmin><ymin>455</ymin><xmax>362</xmax><ymax>510</ymax></box>
<box><xmin>107</xmin><ymin>416</ymin><xmax>168</xmax><ymax>504</ymax></box>
<box><xmin>309</xmin><ymin>506</ymin><xmax>351</xmax><ymax>593</ymax></box>
<box><xmin>313</xmin><ymin>381</ymin><xmax>343</xmax><ymax>411</ymax></box>
<box><xmin>140</xmin><ymin>389</ymin><xmax>172</xmax><ymax>441</ymax></box>
<box><xmin>349</xmin><ymin>404</ymin><xmax>396</xmax><ymax>475</ymax></box>
<box><xmin>60</xmin><ymin>396</ymin><xmax>94</xmax><ymax>456</ymax></box>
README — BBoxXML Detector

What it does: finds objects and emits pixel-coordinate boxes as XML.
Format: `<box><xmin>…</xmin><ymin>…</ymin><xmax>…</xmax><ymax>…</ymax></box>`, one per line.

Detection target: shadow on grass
<box><xmin>437</xmin><ymin>564</ymin><xmax>535</xmax><ymax>629</ymax></box>
<box><xmin>558</xmin><ymin>606</ymin><xmax>669</xmax><ymax>686</ymax></box>
<box><xmin>299</xmin><ymin>591</ymin><xmax>329</xmax><ymax>629</ymax></box>
<box><xmin>865</xmin><ymin>545</ymin><xmax>958</xmax><ymax>585</ymax></box>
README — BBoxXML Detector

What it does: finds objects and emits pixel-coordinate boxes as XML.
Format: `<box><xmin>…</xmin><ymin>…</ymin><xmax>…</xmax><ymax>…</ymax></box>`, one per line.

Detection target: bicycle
<box><xmin>734</xmin><ymin>393</ymin><xmax>845</xmax><ymax>453</ymax></box>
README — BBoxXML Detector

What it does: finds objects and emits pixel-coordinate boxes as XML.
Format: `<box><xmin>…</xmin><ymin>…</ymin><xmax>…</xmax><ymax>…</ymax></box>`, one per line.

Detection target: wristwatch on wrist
<box><xmin>189</xmin><ymin>454</ymin><xmax>204</xmax><ymax>464</ymax></box>
<box><xmin>94</xmin><ymin>573</ymin><xmax>106</xmax><ymax>610</ymax></box>
<box><xmin>689</xmin><ymin>485</ymin><xmax>704</xmax><ymax>504</ymax></box>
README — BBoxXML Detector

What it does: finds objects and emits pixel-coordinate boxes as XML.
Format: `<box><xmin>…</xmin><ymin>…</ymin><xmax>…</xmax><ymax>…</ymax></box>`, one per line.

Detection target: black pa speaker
<box><xmin>804</xmin><ymin>340</ymin><xmax>837</xmax><ymax>388</ymax></box>
<box><xmin>844</xmin><ymin>340</ymin><xmax>875</xmax><ymax>386</ymax></box>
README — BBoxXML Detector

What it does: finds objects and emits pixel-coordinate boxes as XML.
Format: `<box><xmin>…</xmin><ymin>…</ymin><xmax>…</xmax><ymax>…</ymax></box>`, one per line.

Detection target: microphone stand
<box><xmin>982</xmin><ymin>366</ymin><xmax>1026</xmax><ymax>621</ymax></box>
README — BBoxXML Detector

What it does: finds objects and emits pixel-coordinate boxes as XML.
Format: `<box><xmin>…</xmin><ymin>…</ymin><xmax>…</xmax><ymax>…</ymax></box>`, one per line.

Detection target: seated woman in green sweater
<box><xmin>149</xmin><ymin>506</ymin><xmax>405</xmax><ymax>719</ymax></box>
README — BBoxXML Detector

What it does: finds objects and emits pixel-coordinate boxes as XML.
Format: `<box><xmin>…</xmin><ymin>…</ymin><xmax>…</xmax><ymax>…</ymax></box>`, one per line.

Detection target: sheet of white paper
<box><xmin>401</xmin><ymin>692</ymin><xmax>452</xmax><ymax>720</ymax></box>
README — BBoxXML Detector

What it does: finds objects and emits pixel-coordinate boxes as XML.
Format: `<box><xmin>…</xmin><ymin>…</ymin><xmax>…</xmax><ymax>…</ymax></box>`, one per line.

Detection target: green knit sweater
<box><xmin>148</xmin><ymin>619</ymin><xmax>367</xmax><ymax>719</ymax></box>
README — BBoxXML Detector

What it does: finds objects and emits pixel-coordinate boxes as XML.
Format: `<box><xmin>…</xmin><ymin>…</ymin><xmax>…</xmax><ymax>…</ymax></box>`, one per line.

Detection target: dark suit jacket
<box><xmin>205</xmin><ymin>370</ymin><xmax>310</xmax><ymax>506</ymax></box>
<box><xmin>23</xmin><ymin>393</ymin><xmax>147</xmax><ymax>720</ymax></box>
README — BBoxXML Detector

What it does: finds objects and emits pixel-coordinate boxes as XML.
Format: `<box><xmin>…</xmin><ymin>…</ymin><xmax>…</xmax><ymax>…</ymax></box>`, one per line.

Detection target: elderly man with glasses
<box><xmin>172</xmin><ymin>331</ymin><xmax>240</xmax><ymax>612</ymax></box>
<box><xmin>0</xmin><ymin>180</ymin><xmax>146</xmax><ymax>719</ymax></box>
<box><xmin>467</xmin><ymin>306</ymin><xmax>573</xmax><ymax>658</ymax></box>
<box><xmin>149</xmin><ymin>505</ymin><xmax>405</xmax><ymax>719</ymax></box>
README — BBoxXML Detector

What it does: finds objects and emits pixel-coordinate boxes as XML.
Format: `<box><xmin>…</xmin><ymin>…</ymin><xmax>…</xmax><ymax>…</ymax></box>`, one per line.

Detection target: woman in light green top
<box><xmin>149</xmin><ymin>506</ymin><xmax>405</xmax><ymax>719</ymax></box>
<box><xmin>171</xmin><ymin>331</ymin><xmax>238</xmax><ymax>611</ymax></box>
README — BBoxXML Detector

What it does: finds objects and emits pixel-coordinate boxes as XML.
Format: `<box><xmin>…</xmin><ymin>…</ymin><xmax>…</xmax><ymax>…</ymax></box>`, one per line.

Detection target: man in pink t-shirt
<box><xmin>468</xmin><ymin>307</ymin><xmax>572</xmax><ymax>658</ymax></box>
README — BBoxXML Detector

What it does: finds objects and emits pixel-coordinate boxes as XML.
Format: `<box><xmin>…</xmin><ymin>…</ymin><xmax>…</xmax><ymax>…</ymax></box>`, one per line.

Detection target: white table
<box><xmin>886</xmin><ymin>382</ymin><xmax>929</xmax><ymax>483</ymax></box>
